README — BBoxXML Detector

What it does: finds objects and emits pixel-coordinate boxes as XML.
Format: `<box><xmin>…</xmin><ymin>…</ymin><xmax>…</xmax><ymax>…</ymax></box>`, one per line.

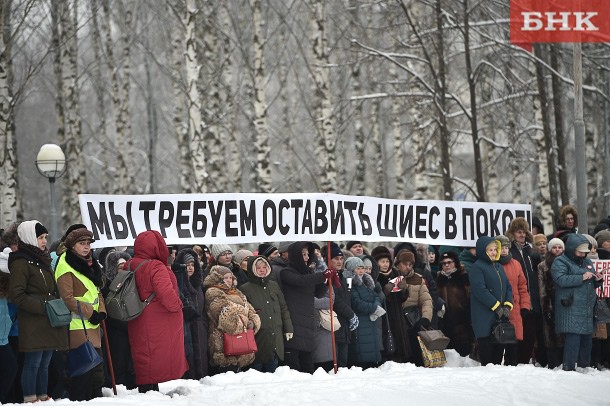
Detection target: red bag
<box><xmin>223</xmin><ymin>329</ymin><xmax>258</xmax><ymax>356</ymax></box>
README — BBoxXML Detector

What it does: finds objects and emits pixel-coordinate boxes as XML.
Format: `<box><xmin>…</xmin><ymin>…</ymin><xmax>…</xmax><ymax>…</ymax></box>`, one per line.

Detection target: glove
<box><xmin>285</xmin><ymin>333</ymin><xmax>293</xmax><ymax>341</ymax></box>
<box><xmin>323</xmin><ymin>268</ymin><xmax>341</xmax><ymax>288</ymax></box>
<box><xmin>494</xmin><ymin>306</ymin><xmax>509</xmax><ymax>319</ymax></box>
<box><xmin>348</xmin><ymin>314</ymin><xmax>359</xmax><ymax>331</ymax></box>
<box><xmin>419</xmin><ymin>318</ymin><xmax>432</xmax><ymax>329</ymax></box>
<box><xmin>369</xmin><ymin>305</ymin><xmax>387</xmax><ymax>321</ymax></box>
<box><xmin>88</xmin><ymin>311</ymin><xmax>107</xmax><ymax>325</ymax></box>
<box><xmin>247</xmin><ymin>320</ymin><xmax>254</xmax><ymax>330</ymax></box>
<box><xmin>437</xmin><ymin>304</ymin><xmax>446</xmax><ymax>319</ymax></box>
<box><xmin>520</xmin><ymin>308</ymin><xmax>530</xmax><ymax>318</ymax></box>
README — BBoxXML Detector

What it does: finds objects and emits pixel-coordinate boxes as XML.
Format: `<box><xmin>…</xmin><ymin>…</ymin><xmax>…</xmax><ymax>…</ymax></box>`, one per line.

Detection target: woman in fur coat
<box><xmin>204</xmin><ymin>265</ymin><xmax>261</xmax><ymax>374</ymax></box>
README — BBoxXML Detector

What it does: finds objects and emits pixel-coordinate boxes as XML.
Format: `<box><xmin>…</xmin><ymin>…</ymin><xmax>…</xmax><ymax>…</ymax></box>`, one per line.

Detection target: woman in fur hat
<box><xmin>55</xmin><ymin>226</ymin><xmax>106</xmax><ymax>401</ymax></box>
<box><xmin>383</xmin><ymin>249</ymin><xmax>433</xmax><ymax>366</ymax></box>
<box><xmin>204</xmin><ymin>265</ymin><xmax>261</xmax><ymax>374</ymax></box>
<box><xmin>8</xmin><ymin>221</ymin><xmax>68</xmax><ymax>403</ymax></box>
<box><xmin>435</xmin><ymin>251</ymin><xmax>474</xmax><ymax>357</ymax></box>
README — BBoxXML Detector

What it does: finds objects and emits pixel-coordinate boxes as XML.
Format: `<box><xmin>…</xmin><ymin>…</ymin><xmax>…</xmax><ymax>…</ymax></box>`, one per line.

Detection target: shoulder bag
<box><xmin>39</xmin><ymin>268</ymin><xmax>71</xmax><ymax>327</ymax></box>
<box><xmin>319</xmin><ymin>309</ymin><xmax>341</xmax><ymax>331</ymax></box>
<box><xmin>223</xmin><ymin>318</ymin><xmax>258</xmax><ymax>356</ymax></box>
<box><xmin>66</xmin><ymin>302</ymin><xmax>103</xmax><ymax>377</ymax></box>
<box><xmin>383</xmin><ymin>302</ymin><xmax>396</xmax><ymax>355</ymax></box>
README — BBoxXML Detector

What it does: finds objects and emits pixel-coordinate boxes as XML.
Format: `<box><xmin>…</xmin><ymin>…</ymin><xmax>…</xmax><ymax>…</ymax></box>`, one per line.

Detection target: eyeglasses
<box><xmin>440</xmin><ymin>261</ymin><xmax>454</xmax><ymax>266</ymax></box>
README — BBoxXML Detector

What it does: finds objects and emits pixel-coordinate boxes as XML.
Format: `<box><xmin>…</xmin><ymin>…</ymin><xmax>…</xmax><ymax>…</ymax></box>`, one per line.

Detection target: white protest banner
<box><xmin>78</xmin><ymin>193</ymin><xmax>531</xmax><ymax>248</ymax></box>
<box><xmin>592</xmin><ymin>260</ymin><xmax>610</xmax><ymax>298</ymax></box>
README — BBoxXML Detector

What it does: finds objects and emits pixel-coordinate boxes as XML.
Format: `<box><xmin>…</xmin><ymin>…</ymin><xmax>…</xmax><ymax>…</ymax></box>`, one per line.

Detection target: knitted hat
<box><xmin>329</xmin><ymin>242</ymin><xmax>344</xmax><ymax>258</ymax></box>
<box><xmin>371</xmin><ymin>246</ymin><xmax>392</xmax><ymax>262</ymax></box>
<box><xmin>395</xmin><ymin>249</ymin><xmax>415</xmax><ymax>265</ymax></box>
<box><xmin>210</xmin><ymin>244</ymin><xmax>232</xmax><ymax>261</ymax></box>
<box><xmin>547</xmin><ymin>238</ymin><xmax>565</xmax><ymax>251</ymax></box>
<box><xmin>0</xmin><ymin>247</ymin><xmax>10</xmax><ymax>273</ymax></box>
<box><xmin>234</xmin><ymin>249</ymin><xmax>253</xmax><ymax>265</ymax></box>
<box><xmin>278</xmin><ymin>241</ymin><xmax>292</xmax><ymax>254</ymax></box>
<box><xmin>495</xmin><ymin>235</ymin><xmax>511</xmax><ymax>248</ymax></box>
<box><xmin>35</xmin><ymin>223</ymin><xmax>48</xmax><ymax>237</ymax></box>
<box><xmin>362</xmin><ymin>258</ymin><xmax>372</xmax><ymax>268</ymax></box>
<box><xmin>183</xmin><ymin>253</ymin><xmax>196</xmax><ymax>264</ymax></box>
<box><xmin>344</xmin><ymin>256</ymin><xmax>365</xmax><ymax>273</ymax></box>
<box><xmin>596</xmin><ymin>230</ymin><xmax>610</xmax><ymax>248</ymax></box>
<box><xmin>258</xmin><ymin>243</ymin><xmax>278</xmax><ymax>258</ymax></box>
<box><xmin>64</xmin><ymin>228</ymin><xmax>94</xmax><ymax>250</ymax></box>
<box><xmin>534</xmin><ymin>234</ymin><xmax>548</xmax><ymax>246</ymax></box>
<box><xmin>346</xmin><ymin>241</ymin><xmax>362</xmax><ymax>250</ymax></box>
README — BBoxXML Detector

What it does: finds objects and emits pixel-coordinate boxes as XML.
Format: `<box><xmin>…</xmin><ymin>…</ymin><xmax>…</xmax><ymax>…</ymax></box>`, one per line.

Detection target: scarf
<box><xmin>17</xmin><ymin>240</ymin><xmax>52</xmax><ymax>268</ymax></box>
<box><xmin>498</xmin><ymin>253</ymin><xmax>512</xmax><ymax>266</ymax></box>
<box><xmin>440</xmin><ymin>267</ymin><xmax>458</xmax><ymax>278</ymax></box>
<box><xmin>65</xmin><ymin>249</ymin><xmax>103</xmax><ymax>287</ymax></box>
<box><xmin>215</xmin><ymin>283</ymin><xmax>240</xmax><ymax>296</ymax></box>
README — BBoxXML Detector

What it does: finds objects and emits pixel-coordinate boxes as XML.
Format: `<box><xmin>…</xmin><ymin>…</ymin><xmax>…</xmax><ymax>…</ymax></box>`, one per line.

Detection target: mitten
<box><xmin>520</xmin><ymin>308</ymin><xmax>530</xmax><ymax>318</ymax></box>
<box><xmin>247</xmin><ymin>320</ymin><xmax>254</xmax><ymax>330</ymax></box>
<box><xmin>419</xmin><ymin>318</ymin><xmax>432</xmax><ymax>329</ymax></box>
<box><xmin>494</xmin><ymin>306</ymin><xmax>508</xmax><ymax>319</ymax></box>
<box><xmin>324</xmin><ymin>268</ymin><xmax>338</xmax><ymax>287</ymax></box>
<box><xmin>88</xmin><ymin>311</ymin><xmax>107</xmax><ymax>325</ymax></box>
<box><xmin>285</xmin><ymin>333</ymin><xmax>293</xmax><ymax>341</ymax></box>
<box><xmin>348</xmin><ymin>314</ymin><xmax>359</xmax><ymax>331</ymax></box>
<box><xmin>437</xmin><ymin>304</ymin><xmax>446</xmax><ymax>318</ymax></box>
<box><xmin>331</xmin><ymin>271</ymin><xmax>341</xmax><ymax>288</ymax></box>
<box><xmin>369</xmin><ymin>305</ymin><xmax>386</xmax><ymax>321</ymax></box>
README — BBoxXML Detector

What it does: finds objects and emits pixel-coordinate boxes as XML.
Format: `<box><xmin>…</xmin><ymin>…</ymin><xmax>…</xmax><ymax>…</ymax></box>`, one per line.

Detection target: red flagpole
<box><xmin>326</xmin><ymin>241</ymin><xmax>338</xmax><ymax>374</ymax></box>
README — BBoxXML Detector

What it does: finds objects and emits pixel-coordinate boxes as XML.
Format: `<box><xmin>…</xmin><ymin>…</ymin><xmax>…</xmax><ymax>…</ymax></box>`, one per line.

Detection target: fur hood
<box><xmin>558</xmin><ymin>205</ymin><xmax>578</xmax><ymax>229</ymax></box>
<box><xmin>506</xmin><ymin>217</ymin><xmax>534</xmax><ymax>243</ymax></box>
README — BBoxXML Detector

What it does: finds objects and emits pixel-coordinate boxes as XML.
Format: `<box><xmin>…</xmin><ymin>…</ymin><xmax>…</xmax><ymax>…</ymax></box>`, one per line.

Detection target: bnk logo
<box><xmin>510</xmin><ymin>0</ymin><xmax>610</xmax><ymax>43</ymax></box>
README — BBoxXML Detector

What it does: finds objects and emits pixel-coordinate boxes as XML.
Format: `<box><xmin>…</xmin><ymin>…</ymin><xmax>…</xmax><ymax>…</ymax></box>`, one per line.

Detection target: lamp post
<box><xmin>35</xmin><ymin>144</ymin><xmax>66</xmax><ymax>242</ymax></box>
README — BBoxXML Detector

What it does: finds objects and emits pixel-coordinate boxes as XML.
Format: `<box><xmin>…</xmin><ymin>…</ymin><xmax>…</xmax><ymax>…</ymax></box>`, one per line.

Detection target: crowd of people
<box><xmin>0</xmin><ymin>203</ymin><xmax>609</xmax><ymax>403</ymax></box>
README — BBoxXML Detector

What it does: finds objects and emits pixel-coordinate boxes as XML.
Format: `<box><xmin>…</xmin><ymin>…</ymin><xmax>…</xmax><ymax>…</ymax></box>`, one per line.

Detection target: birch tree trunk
<box><xmin>435</xmin><ymin>0</ymin><xmax>452</xmax><ymax>200</ymax></box>
<box><xmin>118</xmin><ymin>0</ymin><xmax>135</xmax><ymax>192</ymax></box>
<box><xmin>371</xmin><ymin>101</ymin><xmax>384</xmax><ymax>197</ymax></box>
<box><xmin>412</xmin><ymin>109</ymin><xmax>428</xmax><ymax>199</ymax></box>
<box><xmin>0</xmin><ymin>0</ymin><xmax>20</xmax><ymax>224</ymax></box>
<box><xmin>185</xmin><ymin>0</ymin><xmax>206</xmax><ymax>192</ymax></box>
<box><xmin>534</xmin><ymin>45</ymin><xmax>558</xmax><ymax>220</ymax></box>
<box><xmin>532</xmin><ymin>85</ymin><xmax>553</xmax><ymax>226</ymax></box>
<box><xmin>89</xmin><ymin>0</ymin><xmax>110</xmax><ymax>193</ymax></box>
<box><xmin>390</xmin><ymin>63</ymin><xmax>404</xmax><ymax>199</ymax></box>
<box><xmin>101</xmin><ymin>0</ymin><xmax>128</xmax><ymax>194</ymax></box>
<box><xmin>62</xmin><ymin>0</ymin><xmax>86</xmax><ymax>224</ymax></box>
<box><xmin>550</xmin><ymin>44</ymin><xmax>569</xmax><ymax>206</ymax></box>
<box><xmin>251</xmin><ymin>0</ymin><xmax>271</xmax><ymax>192</ymax></box>
<box><xmin>585</xmin><ymin>123</ymin><xmax>597</xmax><ymax>223</ymax></box>
<box><xmin>462</xmin><ymin>0</ymin><xmax>485</xmax><ymax>202</ymax></box>
<box><xmin>309</xmin><ymin>0</ymin><xmax>337</xmax><ymax>193</ymax></box>
<box><xmin>200</xmin><ymin>3</ymin><xmax>225</xmax><ymax>192</ymax></box>
<box><xmin>171</xmin><ymin>2</ymin><xmax>189</xmax><ymax>193</ymax></box>
<box><xmin>481</xmin><ymin>79</ymin><xmax>498</xmax><ymax>201</ymax></box>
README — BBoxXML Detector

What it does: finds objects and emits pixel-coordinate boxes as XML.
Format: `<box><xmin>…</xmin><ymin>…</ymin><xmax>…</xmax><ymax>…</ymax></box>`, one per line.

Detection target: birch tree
<box><xmin>185</xmin><ymin>0</ymin><xmax>206</xmax><ymax>192</ymax></box>
<box><xmin>309</xmin><ymin>0</ymin><xmax>337</xmax><ymax>193</ymax></box>
<box><xmin>0</xmin><ymin>0</ymin><xmax>20</xmax><ymax>224</ymax></box>
<box><xmin>60</xmin><ymin>0</ymin><xmax>86</xmax><ymax>224</ymax></box>
<box><xmin>251</xmin><ymin>0</ymin><xmax>271</xmax><ymax>192</ymax></box>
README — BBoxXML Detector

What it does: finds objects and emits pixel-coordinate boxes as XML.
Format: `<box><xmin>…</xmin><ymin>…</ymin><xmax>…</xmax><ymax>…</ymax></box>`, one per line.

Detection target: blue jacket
<box><xmin>0</xmin><ymin>297</ymin><xmax>12</xmax><ymax>346</ymax></box>
<box><xmin>349</xmin><ymin>276</ymin><xmax>382</xmax><ymax>365</ymax></box>
<box><xmin>469</xmin><ymin>236</ymin><xmax>513</xmax><ymax>338</ymax></box>
<box><xmin>551</xmin><ymin>234</ymin><xmax>599</xmax><ymax>335</ymax></box>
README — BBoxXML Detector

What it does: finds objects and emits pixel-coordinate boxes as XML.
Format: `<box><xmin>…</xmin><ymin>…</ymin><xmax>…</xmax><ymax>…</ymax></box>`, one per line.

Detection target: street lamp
<box><xmin>35</xmin><ymin>144</ymin><xmax>66</xmax><ymax>242</ymax></box>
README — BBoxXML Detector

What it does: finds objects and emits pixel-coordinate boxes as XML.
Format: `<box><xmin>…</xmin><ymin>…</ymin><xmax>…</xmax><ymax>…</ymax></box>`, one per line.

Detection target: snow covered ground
<box><xmin>7</xmin><ymin>350</ymin><xmax>610</xmax><ymax>406</ymax></box>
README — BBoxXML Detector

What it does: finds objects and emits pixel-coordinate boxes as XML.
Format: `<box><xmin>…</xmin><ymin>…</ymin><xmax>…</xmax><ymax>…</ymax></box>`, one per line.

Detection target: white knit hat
<box><xmin>210</xmin><ymin>244</ymin><xmax>232</xmax><ymax>261</ymax></box>
<box><xmin>547</xmin><ymin>238</ymin><xmax>565</xmax><ymax>251</ymax></box>
<box><xmin>0</xmin><ymin>247</ymin><xmax>11</xmax><ymax>273</ymax></box>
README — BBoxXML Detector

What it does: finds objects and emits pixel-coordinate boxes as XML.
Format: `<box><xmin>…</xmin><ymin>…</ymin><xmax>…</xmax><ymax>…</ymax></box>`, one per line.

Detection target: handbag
<box><xmin>417</xmin><ymin>336</ymin><xmax>447</xmax><ymax>368</ymax></box>
<box><xmin>223</xmin><ymin>328</ymin><xmax>258</xmax><ymax>356</ymax></box>
<box><xmin>491</xmin><ymin>320</ymin><xmax>517</xmax><ymax>344</ymax></box>
<box><xmin>382</xmin><ymin>302</ymin><xmax>396</xmax><ymax>355</ymax></box>
<box><xmin>66</xmin><ymin>302</ymin><xmax>103</xmax><ymax>377</ymax></box>
<box><xmin>418</xmin><ymin>328</ymin><xmax>451</xmax><ymax>351</ymax></box>
<box><xmin>38</xmin><ymin>268</ymin><xmax>70</xmax><ymax>327</ymax></box>
<box><xmin>319</xmin><ymin>309</ymin><xmax>341</xmax><ymax>331</ymax></box>
<box><xmin>45</xmin><ymin>298</ymin><xmax>71</xmax><ymax>327</ymax></box>
<box><xmin>403</xmin><ymin>305</ymin><xmax>421</xmax><ymax>328</ymax></box>
<box><xmin>595</xmin><ymin>298</ymin><xmax>610</xmax><ymax>324</ymax></box>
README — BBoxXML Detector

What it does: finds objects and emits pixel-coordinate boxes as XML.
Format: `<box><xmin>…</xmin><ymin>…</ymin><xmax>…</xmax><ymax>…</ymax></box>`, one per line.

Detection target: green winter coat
<box><xmin>239</xmin><ymin>256</ymin><xmax>293</xmax><ymax>364</ymax></box>
<box><xmin>8</xmin><ymin>250</ymin><xmax>69</xmax><ymax>352</ymax></box>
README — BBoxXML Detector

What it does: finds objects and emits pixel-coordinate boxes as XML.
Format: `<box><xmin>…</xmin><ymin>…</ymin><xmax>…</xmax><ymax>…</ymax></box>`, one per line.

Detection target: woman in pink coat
<box><xmin>497</xmin><ymin>235</ymin><xmax>531</xmax><ymax>366</ymax></box>
<box><xmin>127</xmin><ymin>230</ymin><xmax>188</xmax><ymax>393</ymax></box>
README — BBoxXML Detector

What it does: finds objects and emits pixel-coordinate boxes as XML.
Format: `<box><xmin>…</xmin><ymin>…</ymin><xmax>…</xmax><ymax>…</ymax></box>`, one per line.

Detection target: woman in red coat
<box><xmin>496</xmin><ymin>235</ymin><xmax>531</xmax><ymax>366</ymax></box>
<box><xmin>127</xmin><ymin>230</ymin><xmax>188</xmax><ymax>393</ymax></box>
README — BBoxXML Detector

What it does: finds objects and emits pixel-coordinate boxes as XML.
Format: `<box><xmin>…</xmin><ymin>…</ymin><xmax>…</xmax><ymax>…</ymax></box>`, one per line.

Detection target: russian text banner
<box><xmin>79</xmin><ymin>193</ymin><xmax>531</xmax><ymax>248</ymax></box>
